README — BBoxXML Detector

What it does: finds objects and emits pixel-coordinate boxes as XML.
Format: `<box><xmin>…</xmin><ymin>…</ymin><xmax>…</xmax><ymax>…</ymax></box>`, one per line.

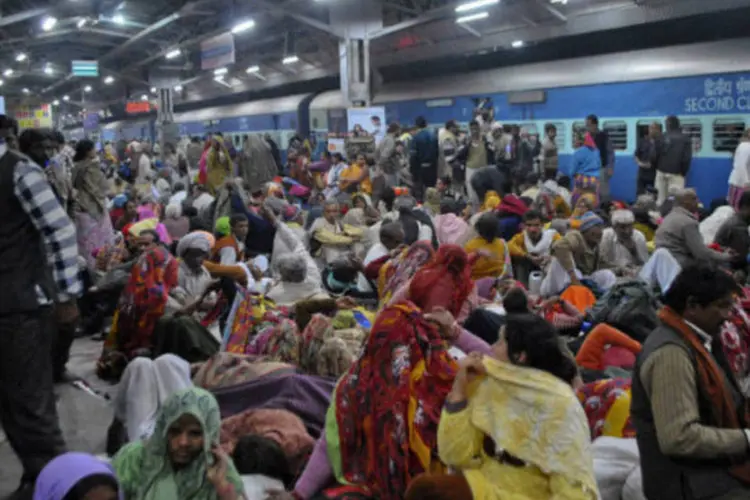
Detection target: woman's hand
<box><xmin>448</xmin><ymin>352</ymin><xmax>486</xmax><ymax>402</ymax></box>
<box><xmin>335</xmin><ymin>296</ymin><xmax>358</xmax><ymax>310</ymax></box>
<box><xmin>424</xmin><ymin>307</ymin><xmax>458</xmax><ymax>341</ymax></box>
<box><xmin>206</xmin><ymin>445</ymin><xmax>229</xmax><ymax>486</ymax></box>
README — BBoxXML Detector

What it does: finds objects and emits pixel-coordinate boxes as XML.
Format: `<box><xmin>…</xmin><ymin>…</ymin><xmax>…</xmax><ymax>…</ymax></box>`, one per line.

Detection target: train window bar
<box><xmin>712</xmin><ymin>118</ymin><xmax>745</xmax><ymax>153</ymax></box>
<box><xmin>571</xmin><ymin>121</ymin><xmax>586</xmax><ymax>148</ymax></box>
<box><xmin>679</xmin><ymin>119</ymin><xmax>703</xmax><ymax>153</ymax></box>
<box><xmin>544</xmin><ymin>122</ymin><xmax>565</xmax><ymax>151</ymax></box>
<box><xmin>603</xmin><ymin>120</ymin><xmax>628</xmax><ymax>151</ymax></box>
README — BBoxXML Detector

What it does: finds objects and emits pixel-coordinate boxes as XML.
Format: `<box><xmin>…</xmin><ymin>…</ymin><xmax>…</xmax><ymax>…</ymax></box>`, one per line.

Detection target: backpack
<box><xmin>587</xmin><ymin>280</ymin><xmax>660</xmax><ymax>343</ymax></box>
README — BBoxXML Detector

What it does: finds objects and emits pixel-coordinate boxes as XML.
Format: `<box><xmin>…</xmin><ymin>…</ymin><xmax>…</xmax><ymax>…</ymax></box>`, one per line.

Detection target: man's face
<box><xmin>137</xmin><ymin>233</ymin><xmax>156</xmax><ymax>252</ymax></box>
<box><xmin>470</xmin><ymin>124</ymin><xmax>480</xmax><ymax>138</ymax></box>
<box><xmin>324</xmin><ymin>204</ymin><xmax>340</xmax><ymax>223</ymax></box>
<box><xmin>525</xmin><ymin>218</ymin><xmax>542</xmax><ymax>239</ymax></box>
<box><xmin>682</xmin><ymin>192</ymin><xmax>700</xmax><ymax>213</ymax></box>
<box><xmin>232</xmin><ymin>221</ymin><xmax>249</xmax><ymax>241</ymax></box>
<box><xmin>437</xmin><ymin>178</ymin><xmax>448</xmax><ymax>192</ymax></box>
<box><xmin>28</xmin><ymin>138</ymin><xmax>57</xmax><ymax>166</ymax></box>
<box><xmin>649</xmin><ymin>124</ymin><xmax>661</xmax><ymax>138</ymax></box>
<box><xmin>583</xmin><ymin>225</ymin><xmax>603</xmax><ymax>247</ymax></box>
<box><xmin>183</xmin><ymin>248</ymin><xmax>207</xmax><ymax>272</ymax></box>
<box><xmin>687</xmin><ymin>294</ymin><xmax>734</xmax><ymax>336</ymax></box>
<box><xmin>614</xmin><ymin>222</ymin><xmax>633</xmax><ymax>242</ymax></box>
<box><xmin>547</xmin><ymin>128</ymin><xmax>557</xmax><ymax>140</ymax></box>
<box><xmin>586</xmin><ymin>119</ymin><xmax>597</xmax><ymax>134</ymax></box>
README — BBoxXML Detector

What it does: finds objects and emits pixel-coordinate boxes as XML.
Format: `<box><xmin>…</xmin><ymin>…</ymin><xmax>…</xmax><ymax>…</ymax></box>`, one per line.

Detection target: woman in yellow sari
<box><xmin>206</xmin><ymin>135</ymin><xmax>233</xmax><ymax>195</ymax></box>
<box><xmin>464</xmin><ymin>212</ymin><xmax>512</xmax><ymax>280</ymax></box>
<box><xmin>339</xmin><ymin>153</ymin><xmax>372</xmax><ymax>195</ymax></box>
<box><xmin>405</xmin><ymin>314</ymin><xmax>597</xmax><ymax>500</ymax></box>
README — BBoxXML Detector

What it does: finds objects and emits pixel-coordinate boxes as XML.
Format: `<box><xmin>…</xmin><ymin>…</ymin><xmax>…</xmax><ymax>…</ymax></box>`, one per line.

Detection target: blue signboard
<box><xmin>72</xmin><ymin>60</ymin><xmax>99</xmax><ymax>77</ymax></box>
<box><xmin>83</xmin><ymin>112</ymin><xmax>99</xmax><ymax>132</ymax></box>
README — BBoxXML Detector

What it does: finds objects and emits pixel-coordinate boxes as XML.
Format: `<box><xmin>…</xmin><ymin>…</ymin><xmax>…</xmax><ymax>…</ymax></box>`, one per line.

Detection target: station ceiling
<box><xmin>1</xmin><ymin>0</ymin><xmax>749</xmax><ymax>115</ymax></box>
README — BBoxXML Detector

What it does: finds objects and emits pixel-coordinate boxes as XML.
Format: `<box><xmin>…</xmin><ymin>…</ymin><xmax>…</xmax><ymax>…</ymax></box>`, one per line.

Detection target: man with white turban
<box><xmin>170</xmin><ymin>232</ymin><xmax>215</xmax><ymax>313</ymax></box>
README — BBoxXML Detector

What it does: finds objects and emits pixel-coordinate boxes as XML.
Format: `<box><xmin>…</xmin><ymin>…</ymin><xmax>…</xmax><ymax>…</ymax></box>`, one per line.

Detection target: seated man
<box><xmin>357</xmin><ymin>221</ymin><xmax>405</xmax><ymax>293</ymax></box>
<box><xmin>655</xmin><ymin>188</ymin><xmax>733</xmax><ymax>268</ymax></box>
<box><xmin>599</xmin><ymin>209</ymin><xmax>649</xmax><ymax>274</ymax></box>
<box><xmin>540</xmin><ymin>211</ymin><xmax>616</xmax><ymax>297</ymax></box>
<box><xmin>508</xmin><ymin>209</ymin><xmax>561</xmax><ymax>286</ymax></box>
<box><xmin>308</xmin><ymin>200</ymin><xmax>364</xmax><ymax>267</ymax></box>
<box><xmin>631</xmin><ymin>265</ymin><xmax>750</xmax><ymax>500</ymax></box>
<box><xmin>715</xmin><ymin>190</ymin><xmax>750</xmax><ymax>271</ymax></box>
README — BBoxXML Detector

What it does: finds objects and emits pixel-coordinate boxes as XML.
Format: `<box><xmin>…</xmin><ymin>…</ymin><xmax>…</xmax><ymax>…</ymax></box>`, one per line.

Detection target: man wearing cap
<box><xmin>540</xmin><ymin>211</ymin><xmax>617</xmax><ymax>297</ymax></box>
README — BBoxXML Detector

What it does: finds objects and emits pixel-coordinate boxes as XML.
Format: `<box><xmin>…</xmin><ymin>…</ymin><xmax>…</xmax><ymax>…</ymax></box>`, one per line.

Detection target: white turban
<box><xmin>176</xmin><ymin>232</ymin><xmax>212</xmax><ymax>257</ymax></box>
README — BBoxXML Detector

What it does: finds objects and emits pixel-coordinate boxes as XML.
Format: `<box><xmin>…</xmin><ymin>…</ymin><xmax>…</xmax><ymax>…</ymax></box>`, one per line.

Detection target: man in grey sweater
<box><xmin>654</xmin><ymin>188</ymin><xmax>733</xmax><ymax>268</ymax></box>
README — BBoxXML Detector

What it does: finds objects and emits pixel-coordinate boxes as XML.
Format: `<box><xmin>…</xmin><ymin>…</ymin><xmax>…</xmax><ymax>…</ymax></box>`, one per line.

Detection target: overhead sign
<box><xmin>126</xmin><ymin>101</ymin><xmax>151</xmax><ymax>114</ymax></box>
<box><xmin>15</xmin><ymin>104</ymin><xmax>53</xmax><ymax>130</ymax></box>
<box><xmin>200</xmin><ymin>32</ymin><xmax>235</xmax><ymax>70</ymax></box>
<box><xmin>71</xmin><ymin>60</ymin><xmax>99</xmax><ymax>77</ymax></box>
<box><xmin>83</xmin><ymin>112</ymin><xmax>100</xmax><ymax>131</ymax></box>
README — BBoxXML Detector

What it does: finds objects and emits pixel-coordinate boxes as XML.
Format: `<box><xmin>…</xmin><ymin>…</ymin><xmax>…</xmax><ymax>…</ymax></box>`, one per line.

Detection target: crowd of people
<box><xmin>2</xmin><ymin>107</ymin><xmax>750</xmax><ymax>500</ymax></box>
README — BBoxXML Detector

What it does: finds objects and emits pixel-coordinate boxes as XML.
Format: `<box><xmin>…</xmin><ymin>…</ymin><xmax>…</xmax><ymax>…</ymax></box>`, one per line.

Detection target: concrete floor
<box><xmin>0</xmin><ymin>339</ymin><xmax>115</xmax><ymax>498</ymax></box>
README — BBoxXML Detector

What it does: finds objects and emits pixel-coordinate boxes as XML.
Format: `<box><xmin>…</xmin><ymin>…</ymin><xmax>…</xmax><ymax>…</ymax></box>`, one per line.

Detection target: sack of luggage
<box><xmin>587</xmin><ymin>280</ymin><xmax>660</xmax><ymax>343</ymax></box>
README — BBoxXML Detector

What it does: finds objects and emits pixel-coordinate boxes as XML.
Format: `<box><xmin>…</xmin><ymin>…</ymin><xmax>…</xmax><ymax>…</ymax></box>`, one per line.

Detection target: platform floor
<box><xmin>0</xmin><ymin>339</ymin><xmax>115</xmax><ymax>498</ymax></box>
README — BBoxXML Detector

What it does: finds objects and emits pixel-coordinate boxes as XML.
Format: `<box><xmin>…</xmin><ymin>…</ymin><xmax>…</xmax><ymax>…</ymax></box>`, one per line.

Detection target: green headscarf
<box><xmin>112</xmin><ymin>387</ymin><xmax>244</xmax><ymax>499</ymax></box>
<box><xmin>214</xmin><ymin>216</ymin><xmax>231</xmax><ymax>238</ymax></box>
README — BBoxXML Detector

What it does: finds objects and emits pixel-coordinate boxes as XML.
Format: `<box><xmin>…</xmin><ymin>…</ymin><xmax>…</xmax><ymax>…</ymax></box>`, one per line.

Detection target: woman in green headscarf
<box><xmin>112</xmin><ymin>387</ymin><xmax>245</xmax><ymax>499</ymax></box>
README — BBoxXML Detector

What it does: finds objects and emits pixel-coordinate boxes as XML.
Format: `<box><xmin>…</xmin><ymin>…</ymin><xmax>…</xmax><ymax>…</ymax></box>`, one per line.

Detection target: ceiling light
<box><xmin>3</xmin><ymin>69</ymin><xmax>13</xmax><ymax>77</ymax></box>
<box><xmin>63</xmin><ymin>95</ymin><xmax>70</xmax><ymax>101</ymax></box>
<box><xmin>77</xmin><ymin>18</ymin><xmax>87</xmax><ymax>28</ymax></box>
<box><xmin>0</xmin><ymin>80</ymin><xmax>4</xmax><ymax>87</ymax></box>
<box><xmin>41</xmin><ymin>16</ymin><xmax>57</xmax><ymax>31</ymax></box>
<box><xmin>213</xmin><ymin>75</ymin><xmax>224</xmax><ymax>82</ymax></box>
<box><xmin>246</xmin><ymin>65</ymin><xmax>260</xmax><ymax>73</ymax></box>
<box><xmin>84</xmin><ymin>85</ymin><xmax>92</xmax><ymax>92</ymax></box>
<box><xmin>551</xmin><ymin>0</ymin><xmax>568</xmax><ymax>4</ymax></box>
<box><xmin>282</xmin><ymin>55</ymin><xmax>299</xmax><ymax>65</ymax></box>
<box><xmin>213</xmin><ymin>67</ymin><xmax>228</xmax><ymax>76</ymax></box>
<box><xmin>231</xmin><ymin>19</ymin><xmax>255</xmax><ymax>34</ymax></box>
<box><xmin>150</xmin><ymin>87</ymin><xmax>157</xmax><ymax>93</ymax></box>
<box><xmin>112</xmin><ymin>14</ymin><xmax>125</xmax><ymax>24</ymax></box>
<box><xmin>455</xmin><ymin>0</ymin><xmax>499</xmax><ymax>13</ymax></box>
<box><xmin>165</xmin><ymin>49</ymin><xmax>181</xmax><ymax>59</ymax></box>
<box><xmin>511</xmin><ymin>40</ymin><xmax>524</xmax><ymax>48</ymax></box>
<box><xmin>15</xmin><ymin>53</ymin><xmax>26</xmax><ymax>62</ymax></box>
<box><xmin>141</xmin><ymin>94</ymin><xmax>148</xmax><ymax>101</ymax></box>
<box><xmin>174</xmin><ymin>84</ymin><xmax>183</xmax><ymax>91</ymax></box>
<box><xmin>22</xmin><ymin>88</ymin><xmax>29</xmax><ymax>94</ymax></box>
<box><xmin>456</xmin><ymin>11</ymin><xmax>489</xmax><ymax>23</ymax></box>
<box><xmin>44</xmin><ymin>65</ymin><xmax>53</xmax><ymax>75</ymax></box>
<box><xmin>53</xmin><ymin>99</ymin><xmax>60</xmax><ymax>105</ymax></box>
<box><xmin>104</xmin><ymin>76</ymin><xmax>114</xmax><ymax>84</ymax></box>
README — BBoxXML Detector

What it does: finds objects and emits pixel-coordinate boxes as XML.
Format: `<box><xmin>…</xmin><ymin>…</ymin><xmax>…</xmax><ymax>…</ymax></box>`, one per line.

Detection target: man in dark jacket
<box><xmin>586</xmin><ymin>114</ymin><xmax>615</xmax><ymax>203</ymax></box>
<box><xmin>409</xmin><ymin>116</ymin><xmax>439</xmax><ymax>201</ymax></box>
<box><xmin>631</xmin><ymin>265</ymin><xmax>750</xmax><ymax>500</ymax></box>
<box><xmin>635</xmin><ymin>122</ymin><xmax>662</xmax><ymax>196</ymax></box>
<box><xmin>264</xmin><ymin>133</ymin><xmax>283</xmax><ymax>175</ymax></box>
<box><xmin>655</xmin><ymin>115</ymin><xmax>693</xmax><ymax>206</ymax></box>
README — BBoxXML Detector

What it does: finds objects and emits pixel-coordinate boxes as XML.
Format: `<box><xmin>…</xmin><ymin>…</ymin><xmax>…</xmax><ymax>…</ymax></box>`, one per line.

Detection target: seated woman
<box><xmin>97</xmin><ymin>243</ymin><xmax>179</xmax><ymax>381</ymax></box>
<box><xmin>269</xmin><ymin>301</ymin><xmax>458</xmax><ymax>499</ymax></box>
<box><xmin>368</xmin><ymin>240</ymin><xmax>435</xmax><ymax>304</ymax></box>
<box><xmin>405</xmin><ymin>314</ymin><xmax>598</xmax><ymax>500</ymax></box>
<box><xmin>308</xmin><ymin>200</ymin><xmax>364</xmax><ymax>267</ymax></box>
<box><xmin>339</xmin><ymin>153</ymin><xmax>372</xmax><ymax>196</ymax></box>
<box><xmin>434</xmin><ymin>198</ymin><xmax>470</xmax><ymax>246</ymax></box>
<box><xmin>113</xmin><ymin>387</ymin><xmax>245</xmax><ymax>499</ymax></box>
<box><xmin>464</xmin><ymin>212</ymin><xmax>513</xmax><ymax>281</ymax></box>
<box><xmin>34</xmin><ymin>452</ymin><xmax>121</xmax><ymax>500</ymax></box>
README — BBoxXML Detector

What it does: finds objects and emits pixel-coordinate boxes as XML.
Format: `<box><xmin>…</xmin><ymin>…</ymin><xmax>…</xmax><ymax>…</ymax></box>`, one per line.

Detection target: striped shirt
<box><xmin>4</xmin><ymin>142</ymin><xmax>82</xmax><ymax>303</ymax></box>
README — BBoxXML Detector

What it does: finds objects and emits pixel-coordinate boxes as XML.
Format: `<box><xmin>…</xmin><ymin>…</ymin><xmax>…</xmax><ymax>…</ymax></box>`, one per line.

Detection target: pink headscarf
<box><xmin>433</xmin><ymin>213</ymin><xmax>469</xmax><ymax>245</ymax></box>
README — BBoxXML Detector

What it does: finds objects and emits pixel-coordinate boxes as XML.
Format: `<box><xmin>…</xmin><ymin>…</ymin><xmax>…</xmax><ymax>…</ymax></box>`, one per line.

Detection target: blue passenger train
<box><xmin>75</xmin><ymin>38</ymin><xmax>750</xmax><ymax>204</ymax></box>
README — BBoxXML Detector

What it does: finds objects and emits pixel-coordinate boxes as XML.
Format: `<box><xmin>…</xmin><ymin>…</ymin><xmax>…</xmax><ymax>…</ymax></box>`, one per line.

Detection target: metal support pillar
<box><xmin>156</xmin><ymin>88</ymin><xmax>179</xmax><ymax>158</ymax></box>
<box><xmin>329</xmin><ymin>0</ymin><xmax>382</xmax><ymax>107</ymax></box>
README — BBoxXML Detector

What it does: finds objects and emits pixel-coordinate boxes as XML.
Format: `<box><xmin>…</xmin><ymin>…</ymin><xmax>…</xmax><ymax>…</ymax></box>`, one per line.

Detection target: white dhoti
<box><xmin>114</xmin><ymin>354</ymin><xmax>193</xmax><ymax>442</ymax></box>
<box><xmin>540</xmin><ymin>257</ymin><xmax>617</xmax><ymax>297</ymax></box>
<box><xmin>638</xmin><ymin>248</ymin><xmax>681</xmax><ymax>293</ymax></box>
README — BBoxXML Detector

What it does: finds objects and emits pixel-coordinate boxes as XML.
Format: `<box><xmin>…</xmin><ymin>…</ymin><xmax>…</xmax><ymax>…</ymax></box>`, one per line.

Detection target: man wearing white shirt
<box><xmin>599</xmin><ymin>209</ymin><xmax>650</xmax><ymax>273</ymax></box>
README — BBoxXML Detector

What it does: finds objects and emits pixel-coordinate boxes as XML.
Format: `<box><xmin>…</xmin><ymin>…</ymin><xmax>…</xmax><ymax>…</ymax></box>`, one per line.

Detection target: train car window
<box><xmin>636</xmin><ymin>119</ymin><xmax>662</xmax><ymax>140</ymax></box>
<box><xmin>603</xmin><ymin>121</ymin><xmax>628</xmax><ymax>150</ymax></box>
<box><xmin>712</xmin><ymin>119</ymin><xmax>743</xmax><ymax>153</ymax></box>
<box><xmin>680</xmin><ymin>120</ymin><xmax>702</xmax><ymax>153</ymax></box>
<box><xmin>571</xmin><ymin>122</ymin><xmax>586</xmax><ymax>147</ymax></box>
<box><xmin>544</xmin><ymin>122</ymin><xmax>565</xmax><ymax>151</ymax></box>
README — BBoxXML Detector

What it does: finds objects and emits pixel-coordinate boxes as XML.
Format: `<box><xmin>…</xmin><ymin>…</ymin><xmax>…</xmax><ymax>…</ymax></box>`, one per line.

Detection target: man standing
<box><xmin>458</xmin><ymin>120</ymin><xmax>494</xmax><ymax>205</ymax></box>
<box><xmin>586</xmin><ymin>114</ymin><xmax>615</xmax><ymax>202</ymax></box>
<box><xmin>409</xmin><ymin>116</ymin><xmax>439</xmax><ymax>201</ymax></box>
<box><xmin>375</xmin><ymin>122</ymin><xmax>402</xmax><ymax>190</ymax></box>
<box><xmin>631</xmin><ymin>265</ymin><xmax>750</xmax><ymax>499</ymax></box>
<box><xmin>655</xmin><ymin>115</ymin><xmax>692</xmax><ymax>206</ymax></box>
<box><xmin>0</xmin><ymin>119</ymin><xmax>81</xmax><ymax>497</ymax></box>
<box><xmin>635</xmin><ymin>122</ymin><xmax>662</xmax><ymax>196</ymax></box>
<box><xmin>540</xmin><ymin>123</ymin><xmax>559</xmax><ymax>180</ymax></box>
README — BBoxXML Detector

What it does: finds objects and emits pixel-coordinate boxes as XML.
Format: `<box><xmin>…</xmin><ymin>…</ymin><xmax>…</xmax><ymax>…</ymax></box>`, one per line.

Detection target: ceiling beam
<box><xmin>534</xmin><ymin>0</ymin><xmax>567</xmax><ymax>22</ymax></box>
<box><xmin>0</xmin><ymin>7</ymin><xmax>47</xmax><ymax>28</ymax></box>
<box><xmin>374</xmin><ymin>0</ymin><xmax>750</xmax><ymax>65</ymax></box>
<box><xmin>367</xmin><ymin>2</ymin><xmax>458</xmax><ymax>40</ymax></box>
<box><xmin>458</xmin><ymin>23</ymin><xmax>482</xmax><ymax>38</ymax></box>
<box><xmin>254</xmin><ymin>0</ymin><xmax>344</xmax><ymax>38</ymax></box>
<box><xmin>99</xmin><ymin>12</ymin><xmax>182</xmax><ymax>62</ymax></box>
